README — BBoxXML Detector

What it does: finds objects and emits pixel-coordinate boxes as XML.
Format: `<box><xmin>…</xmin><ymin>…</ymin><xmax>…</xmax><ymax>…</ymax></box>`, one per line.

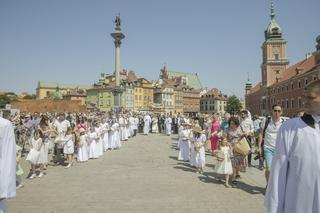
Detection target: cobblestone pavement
<box><xmin>9</xmin><ymin>134</ymin><xmax>266</xmax><ymax>213</ymax></box>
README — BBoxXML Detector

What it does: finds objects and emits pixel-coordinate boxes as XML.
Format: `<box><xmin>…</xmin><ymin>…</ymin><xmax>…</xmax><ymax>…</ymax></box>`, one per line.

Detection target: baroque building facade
<box><xmin>200</xmin><ymin>88</ymin><xmax>228</xmax><ymax>115</ymax></box>
<box><xmin>245</xmin><ymin>2</ymin><xmax>320</xmax><ymax>117</ymax></box>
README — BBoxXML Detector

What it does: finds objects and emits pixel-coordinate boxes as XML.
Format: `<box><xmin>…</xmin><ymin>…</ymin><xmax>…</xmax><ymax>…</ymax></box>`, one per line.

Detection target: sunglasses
<box><xmin>273</xmin><ymin>110</ymin><xmax>281</xmax><ymax>112</ymax></box>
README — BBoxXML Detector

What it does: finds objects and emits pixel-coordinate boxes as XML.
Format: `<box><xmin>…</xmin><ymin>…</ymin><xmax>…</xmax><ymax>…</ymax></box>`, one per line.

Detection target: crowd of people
<box><xmin>0</xmin><ymin>79</ymin><xmax>319</xmax><ymax>213</ymax></box>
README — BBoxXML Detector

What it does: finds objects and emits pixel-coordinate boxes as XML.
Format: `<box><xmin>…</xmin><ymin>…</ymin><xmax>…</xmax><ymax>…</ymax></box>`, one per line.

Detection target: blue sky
<box><xmin>0</xmin><ymin>0</ymin><xmax>319</xmax><ymax>98</ymax></box>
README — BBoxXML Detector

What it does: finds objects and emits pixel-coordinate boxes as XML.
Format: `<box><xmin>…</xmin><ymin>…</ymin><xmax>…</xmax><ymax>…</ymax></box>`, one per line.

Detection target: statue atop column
<box><xmin>114</xmin><ymin>15</ymin><xmax>121</xmax><ymax>29</ymax></box>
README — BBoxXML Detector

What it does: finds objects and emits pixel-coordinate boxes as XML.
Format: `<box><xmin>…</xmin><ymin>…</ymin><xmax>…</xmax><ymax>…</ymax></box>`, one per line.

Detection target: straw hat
<box><xmin>192</xmin><ymin>124</ymin><xmax>202</xmax><ymax>134</ymax></box>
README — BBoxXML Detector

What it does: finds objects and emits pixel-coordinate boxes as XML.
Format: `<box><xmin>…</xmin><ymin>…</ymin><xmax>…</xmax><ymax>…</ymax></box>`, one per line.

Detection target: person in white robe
<box><xmin>165</xmin><ymin>115</ymin><xmax>172</xmax><ymax>136</ymax></box>
<box><xmin>190</xmin><ymin>125</ymin><xmax>206</xmax><ymax>173</ymax></box>
<box><xmin>143</xmin><ymin>114</ymin><xmax>151</xmax><ymax>135</ymax></box>
<box><xmin>129</xmin><ymin>115</ymin><xmax>135</xmax><ymax>137</ymax></box>
<box><xmin>124</xmin><ymin>117</ymin><xmax>129</xmax><ymax>140</ymax></box>
<box><xmin>88</xmin><ymin>127</ymin><xmax>98</xmax><ymax>159</ymax></box>
<box><xmin>178</xmin><ymin>123</ymin><xmax>192</xmax><ymax>161</ymax></box>
<box><xmin>265</xmin><ymin>80</ymin><xmax>320</xmax><ymax>213</ymax></box>
<box><xmin>0</xmin><ymin>117</ymin><xmax>16</xmax><ymax>213</ymax></box>
<box><xmin>151</xmin><ymin>116</ymin><xmax>159</xmax><ymax>133</ymax></box>
<box><xmin>102</xmin><ymin>120</ymin><xmax>109</xmax><ymax>151</ymax></box>
<box><xmin>77</xmin><ymin>129</ymin><xmax>88</xmax><ymax>162</ymax></box>
<box><xmin>132</xmin><ymin>115</ymin><xmax>139</xmax><ymax>137</ymax></box>
<box><xmin>112</xmin><ymin>121</ymin><xmax>121</xmax><ymax>149</ymax></box>
<box><xmin>118</xmin><ymin>115</ymin><xmax>126</xmax><ymax>141</ymax></box>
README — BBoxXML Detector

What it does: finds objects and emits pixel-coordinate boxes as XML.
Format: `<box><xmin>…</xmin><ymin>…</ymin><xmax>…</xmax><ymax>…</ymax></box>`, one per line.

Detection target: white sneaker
<box><xmin>37</xmin><ymin>172</ymin><xmax>44</xmax><ymax>178</ymax></box>
<box><xmin>64</xmin><ymin>163</ymin><xmax>71</xmax><ymax>169</ymax></box>
<box><xmin>29</xmin><ymin>173</ymin><xmax>36</xmax><ymax>179</ymax></box>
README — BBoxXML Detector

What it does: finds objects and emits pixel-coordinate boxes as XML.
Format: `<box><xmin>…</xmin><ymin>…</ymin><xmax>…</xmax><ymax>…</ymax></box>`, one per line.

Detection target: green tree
<box><xmin>0</xmin><ymin>95</ymin><xmax>11</xmax><ymax>105</ymax></box>
<box><xmin>226</xmin><ymin>95</ymin><xmax>242</xmax><ymax>116</ymax></box>
<box><xmin>48</xmin><ymin>92</ymin><xmax>63</xmax><ymax>100</ymax></box>
<box><xmin>23</xmin><ymin>94</ymin><xmax>36</xmax><ymax>99</ymax></box>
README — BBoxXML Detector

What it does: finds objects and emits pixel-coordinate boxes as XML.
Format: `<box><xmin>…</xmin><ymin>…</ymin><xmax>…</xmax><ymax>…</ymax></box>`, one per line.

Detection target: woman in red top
<box><xmin>210</xmin><ymin>114</ymin><xmax>220</xmax><ymax>152</ymax></box>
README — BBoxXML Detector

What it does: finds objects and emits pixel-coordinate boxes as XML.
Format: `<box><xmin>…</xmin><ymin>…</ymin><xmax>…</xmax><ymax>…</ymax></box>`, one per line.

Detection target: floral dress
<box><xmin>225</xmin><ymin>127</ymin><xmax>246</xmax><ymax>168</ymax></box>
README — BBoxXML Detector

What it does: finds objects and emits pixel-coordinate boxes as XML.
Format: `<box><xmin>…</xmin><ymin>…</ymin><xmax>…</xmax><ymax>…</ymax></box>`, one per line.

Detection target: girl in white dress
<box><xmin>77</xmin><ymin>128</ymin><xmax>88</xmax><ymax>162</ymax></box>
<box><xmin>103</xmin><ymin>121</ymin><xmax>109</xmax><ymax>152</ymax></box>
<box><xmin>178</xmin><ymin>123</ymin><xmax>192</xmax><ymax>161</ymax></box>
<box><xmin>88</xmin><ymin>127</ymin><xmax>99</xmax><ymax>159</ymax></box>
<box><xmin>27</xmin><ymin>130</ymin><xmax>44</xmax><ymax>179</ymax></box>
<box><xmin>190</xmin><ymin>125</ymin><xmax>206</xmax><ymax>173</ymax></box>
<box><xmin>62</xmin><ymin>128</ymin><xmax>74</xmax><ymax>169</ymax></box>
<box><xmin>112</xmin><ymin>121</ymin><xmax>121</xmax><ymax>149</ymax></box>
<box><xmin>214</xmin><ymin>137</ymin><xmax>233</xmax><ymax>187</ymax></box>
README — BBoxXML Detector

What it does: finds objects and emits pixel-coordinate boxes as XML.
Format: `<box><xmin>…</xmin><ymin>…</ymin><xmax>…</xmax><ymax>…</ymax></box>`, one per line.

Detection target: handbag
<box><xmin>233</xmin><ymin>137</ymin><xmax>250</xmax><ymax>156</ymax></box>
<box><xmin>26</xmin><ymin>148</ymin><xmax>40</xmax><ymax>164</ymax></box>
<box><xmin>205</xmin><ymin>139</ymin><xmax>211</xmax><ymax>151</ymax></box>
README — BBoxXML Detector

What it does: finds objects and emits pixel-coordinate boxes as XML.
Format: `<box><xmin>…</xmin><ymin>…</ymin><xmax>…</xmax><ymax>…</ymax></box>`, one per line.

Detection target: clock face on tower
<box><xmin>272</xmin><ymin>46</ymin><xmax>280</xmax><ymax>54</ymax></box>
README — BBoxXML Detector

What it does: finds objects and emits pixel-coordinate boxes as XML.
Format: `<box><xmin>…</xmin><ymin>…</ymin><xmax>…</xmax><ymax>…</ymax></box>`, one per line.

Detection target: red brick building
<box><xmin>245</xmin><ymin>4</ymin><xmax>320</xmax><ymax>117</ymax></box>
<box><xmin>11</xmin><ymin>99</ymin><xmax>87</xmax><ymax>113</ymax></box>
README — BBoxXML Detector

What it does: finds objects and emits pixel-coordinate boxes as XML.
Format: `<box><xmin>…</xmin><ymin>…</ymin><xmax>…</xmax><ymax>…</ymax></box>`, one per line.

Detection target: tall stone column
<box><xmin>110</xmin><ymin>15</ymin><xmax>125</xmax><ymax>112</ymax></box>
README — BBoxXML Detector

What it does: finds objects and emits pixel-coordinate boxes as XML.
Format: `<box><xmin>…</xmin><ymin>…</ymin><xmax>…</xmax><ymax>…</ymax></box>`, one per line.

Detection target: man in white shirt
<box><xmin>258</xmin><ymin>104</ymin><xmax>284</xmax><ymax>186</ymax></box>
<box><xmin>0</xmin><ymin>117</ymin><xmax>16</xmax><ymax>213</ymax></box>
<box><xmin>265</xmin><ymin>79</ymin><xmax>320</xmax><ymax>213</ymax></box>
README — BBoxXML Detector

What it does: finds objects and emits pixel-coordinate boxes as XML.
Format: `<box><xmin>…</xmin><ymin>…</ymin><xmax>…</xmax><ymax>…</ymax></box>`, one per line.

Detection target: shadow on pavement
<box><xmin>169</xmin><ymin>156</ymin><xmax>179</xmax><ymax>161</ymax></box>
<box><xmin>234</xmin><ymin>181</ymin><xmax>265</xmax><ymax>195</ymax></box>
<box><xmin>173</xmin><ymin>166</ymin><xmax>195</xmax><ymax>173</ymax></box>
<box><xmin>170</xmin><ymin>144</ymin><xmax>179</xmax><ymax>150</ymax></box>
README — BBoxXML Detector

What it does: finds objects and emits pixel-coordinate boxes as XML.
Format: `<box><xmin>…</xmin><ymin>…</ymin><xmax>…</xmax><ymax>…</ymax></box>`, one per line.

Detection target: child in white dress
<box><xmin>27</xmin><ymin>130</ymin><xmax>44</xmax><ymax>179</ymax></box>
<box><xmin>77</xmin><ymin>128</ymin><xmax>88</xmax><ymax>162</ymax></box>
<box><xmin>88</xmin><ymin>127</ymin><xmax>99</xmax><ymax>159</ymax></box>
<box><xmin>214</xmin><ymin>137</ymin><xmax>233</xmax><ymax>187</ymax></box>
<box><xmin>190</xmin><ymin>125</ymin><xmax>206</xmax><ymax>173</ymax></box>
<box><xmin>62</xmin><ymin>128</ymin><xmax>74</xmax><ymax>169</ymax></box>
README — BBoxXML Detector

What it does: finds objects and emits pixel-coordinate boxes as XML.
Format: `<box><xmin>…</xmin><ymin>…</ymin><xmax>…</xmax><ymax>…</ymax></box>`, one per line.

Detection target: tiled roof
<box><xmin>279</xmin><ymin>54</ymin><xmax>316</xmax><ymax>83</ymax></box>
<box><xmin>38</xmin><ymin>81</ymin><xmax>92</xmax><ymax>90</ymax></box>
<box><xmin>166</xmin><ymin>71</ymin><xmax>202</xmax><ymax>90</ymax></box>
<box><xmin>250</xmin><ymin>82</ymin><xmax>262</xmax><ymax>93</ymax></box>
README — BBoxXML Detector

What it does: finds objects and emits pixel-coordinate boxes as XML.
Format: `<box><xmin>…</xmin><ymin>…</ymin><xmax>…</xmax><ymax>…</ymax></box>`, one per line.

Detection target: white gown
<box><xmin>103</xmin><ymin>123</ymin><xmax>109</xmax><ymax>151</ymax></box>
<box><xmin>165</xmin><ymin>117</ymin><xmax>172</xmax><ymax>135</ymax></box>
<box><xmin>265</xmin><ymin>116</ymin><xmax>320</xmax><ymax>213</ymax></box>
<box><xmin>88</xmin><ymin>132</ymin><xmax>98</xmax><ymax>159</ymax></box>
<box><xmin>112</xmin><ymin>123</ymin><xmax>121</xmax><ymax>149</ymax></box>
<box><xmin>78</xmin><ymin>135</ymin><xmax>88</xmax><ymax>162</ymax></box>
<box><xmin>214</xmin><ymin>146</ymin><xmax>233</xmax><ymax>175</ymax></box>
<box><xmin>143</xmin><ymin>115</ymin><xmax>151</xmax><ymax>135</ymax></box>
<box><xmin>0</xmin><ymin>118</ymin><xmax>16</xmax><ymax>200</ymax></box>
<box><xmin>190</xmin><ymin>134</ymin><xmax>206</xmax><ymax>167</ymax></box>
<box><xmin>178</xmin><ymin>129</ymin><xmax>191</xmax><ymax>161</ymax></box>
<box><xmin>119</xmin><ymin>117</ymin><xmax>126</xmax><ymax>141</ymax></box>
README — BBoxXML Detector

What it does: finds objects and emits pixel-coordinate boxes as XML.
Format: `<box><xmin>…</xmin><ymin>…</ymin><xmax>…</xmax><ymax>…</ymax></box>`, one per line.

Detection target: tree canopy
<box><xmin>225</xmin><ymin>95</ymin><xmax>243</xmax><ymax>116</ymax></box>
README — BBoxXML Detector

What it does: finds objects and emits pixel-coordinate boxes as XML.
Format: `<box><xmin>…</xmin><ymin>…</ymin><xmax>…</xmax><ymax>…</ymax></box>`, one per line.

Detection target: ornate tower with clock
<box><xmin>261</xmin><ymin>0</ymin><xmax>289</xmax><ymax>87</ymax></box>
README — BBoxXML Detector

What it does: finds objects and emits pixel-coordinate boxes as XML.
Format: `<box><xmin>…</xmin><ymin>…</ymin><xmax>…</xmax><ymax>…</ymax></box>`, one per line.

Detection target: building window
<box><xmin>298</xmin><ymin>81</ymin><xmax>301</xmax><ymax>88</ymax></box>
<box><xmin>286</xmin><ymin>100</ymin><xmax>289</xmax><ymax>109</ymax></box>
<box><xmin>291</xmin><ymin>99</ymin><xmax>294</xmax><ymax>108</ymax></box>
<box><xmin>313</xmin><ymin>75</ymin><xmax>318</xmax><ymax>81</ymax></box>
<box><xmin>291</xmin><ymin>82</ymin><xmax>294</xmax><ymax>89</ymax></box>
<box><xmin>298</xmin><ymin>97</ymin><xmax>302</xmax><ymax>108</ymax></box>
<box><xmin>305</xmin><ymin>78</ymin><xmax>308</xmax><ymax>86</ymax></box>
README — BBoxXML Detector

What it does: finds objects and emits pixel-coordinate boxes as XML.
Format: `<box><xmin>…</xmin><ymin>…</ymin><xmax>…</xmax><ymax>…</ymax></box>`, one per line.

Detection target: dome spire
<box><xmin>271</xmin><ymin>0</ymin><xmax>275</xmax><ymax>20</ymax></box>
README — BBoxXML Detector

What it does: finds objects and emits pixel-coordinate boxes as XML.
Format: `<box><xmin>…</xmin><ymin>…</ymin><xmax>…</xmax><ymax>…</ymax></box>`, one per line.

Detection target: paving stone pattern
<box><xmin>9</xmin><ymin>134</ymin><xmax>266</xmax><ymax>213</ymax></box>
